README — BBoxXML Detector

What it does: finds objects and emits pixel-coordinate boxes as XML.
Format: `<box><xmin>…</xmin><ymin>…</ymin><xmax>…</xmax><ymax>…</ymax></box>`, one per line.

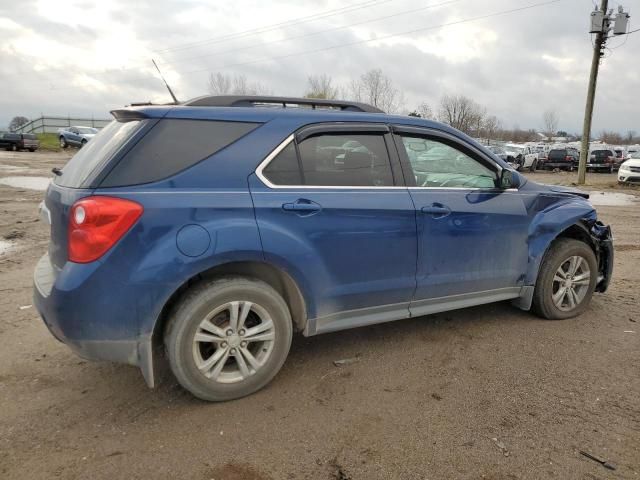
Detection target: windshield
<box><xmin>76</xmin><ymin>127</ymin><xmax>98</xmax><ymax>134</ymax></box>
<box><xmin>506</xmin><ymin>146</ymin><xmax>524</xmax><ymax>154</ymax></box>
<box><xmin>55</xmin><ymin>120</ymin><xmax>145</xmax><ymax>188</ymax></box>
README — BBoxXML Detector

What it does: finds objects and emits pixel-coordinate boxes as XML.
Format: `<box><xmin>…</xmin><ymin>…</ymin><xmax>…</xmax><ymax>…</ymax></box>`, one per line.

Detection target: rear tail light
<box><xmin>606</xmin><ymin>156</ymin><xmax>614</xmax><ymax>163</ymax></box>
<box><xmin>68</xmin><ymin>196</ymin><xmax>143</xmax><ymax>263</ymax></box>
<box><xmin>565</xmin><ymin>156</ymin><xmax>572</xmax><ymax>161</ymax></box>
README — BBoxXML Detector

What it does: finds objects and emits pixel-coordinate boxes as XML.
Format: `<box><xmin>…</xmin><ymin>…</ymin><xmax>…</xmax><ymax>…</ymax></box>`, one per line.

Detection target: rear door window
<box><xmin>101</xmin><ymin>119</ymin><xmax>259</xmax><ymax>187</ymax></box>
<box><xmin>297</xmin><ymin>133</ymin><xmax>394</xmax><ymax>187</ymax></box>
<box><xmin>55</xmin><ymin>120</ymin><xmax>145</xmax><ymax>188</ymax></box>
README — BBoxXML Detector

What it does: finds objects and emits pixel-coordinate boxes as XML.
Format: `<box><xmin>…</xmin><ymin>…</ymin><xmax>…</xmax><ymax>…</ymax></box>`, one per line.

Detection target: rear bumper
<box><xmin>32</xmin><ymin>253</ymin><xmax>156</xmax><ymax>386</ymax></box>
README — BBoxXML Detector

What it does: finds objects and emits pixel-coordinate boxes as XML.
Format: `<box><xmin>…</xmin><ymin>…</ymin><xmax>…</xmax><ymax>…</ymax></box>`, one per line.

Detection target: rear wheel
<box><xmin>529</xmin><ymin>160</ymin><xmax>537</xmax><ymax>173</ymax></box>
<box><xmin>28</xmin><ymin>148</ymin><xmax>35</xmax><ymax>152</ymax></box>
<box><xmin>165</xmin><ymin>277</ymin><xmax>293</xmax><ymax>401</ymax></box>
<box><xmin>532</xmin><ymin>239</ymin><xmax>597</xmax><ymax>319</ymax></box>
<box><xmin>80</xmin><ymin>139</ymin><xmax>87</xmax><ymax>147</ymax></box>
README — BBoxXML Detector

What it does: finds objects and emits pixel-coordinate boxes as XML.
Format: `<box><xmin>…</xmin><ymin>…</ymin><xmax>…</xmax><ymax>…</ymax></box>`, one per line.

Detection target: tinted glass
<box><xmin>102</xmin><ymin>119</ymin><xmax>259</xmax><ymax>187</ymax></box>
<box><xmin>262</xmin><ymin>142</ymin><xmax>301</xmax><ymax>185</ymax></box>
<box><xmin>399</xmin><ymin>135</ymin><xmax>496</xmax><ymax>188</ymax></box>
<box><xmin>55</xmin><ymin>120</ymin><xmax>145</xmax><ymax>188</ymax></box>
<box><xmin>548</xmin><ymin>149</ymin><xmax>567</xmax><ymax>160</ymax></box>
<box><xmin>297</xmin><ymin>134</ymin><xmax>393</xmax><ymax>187</ymax></box>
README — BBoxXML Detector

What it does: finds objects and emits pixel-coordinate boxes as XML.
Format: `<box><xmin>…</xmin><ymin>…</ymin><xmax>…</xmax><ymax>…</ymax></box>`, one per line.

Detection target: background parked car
<box><xmin>58</xmin><ymin>126</ymin><xmax>98</xmax><ymax>148</ymax></box>
<box><xmin>485</xmin><ymin>145</ymin><xmax>508</xmax><ymax>161</ymax></box>
<box><xmin>504</xmin><ymin>144</ymin><xmax>539</xmax><ymax>172</ymax></box>
<box><xmin>618</xmin><ymin>155</ymin><xmax>640</xmax><ymax>183</ymax></box>
<box><xmin>541</xmin><ymin>148</ymin><xmax>579</xmax><ymax>171</ymax></box>
<box><xmin>588</xmin><ymin>149</ymin><xmax>617</xmax><ymax>173</ymax></box>
<box><xmin>0</xmin><ymin>132</ymin><xmax>21</xmax><ymax>151</ymax></box>
<box><xmin>18</xmin><ymin>133</ymin><xmax>39</xmax><ymax>152</ymax></box>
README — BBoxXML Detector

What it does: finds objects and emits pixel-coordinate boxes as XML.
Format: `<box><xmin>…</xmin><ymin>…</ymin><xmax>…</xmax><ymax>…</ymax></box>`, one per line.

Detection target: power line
<box><xmin>177</xmin><ymin>0</ymin><xmax>563</xmax><ymax>76</ymax></box>
<box><xmin>161</xmin><ymin>0</ymin><xmax>463</xmax><ymax>67</ymax></box>
<box><xmin>156</xmin><ymin>0</ymin><xmax>394</xmax><ymax>54</ymax></box>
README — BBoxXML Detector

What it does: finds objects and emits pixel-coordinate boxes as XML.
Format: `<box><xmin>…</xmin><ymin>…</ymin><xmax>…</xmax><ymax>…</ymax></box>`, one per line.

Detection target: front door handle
<box><xmin>421</xmin><ymin>204</ymin><xmax>451</xmax><ymax>218</ymax></box>
<box><xmin>282</xmin><ymin>199</ymin><xmax>322</xmax><ymax>213</ymax></box>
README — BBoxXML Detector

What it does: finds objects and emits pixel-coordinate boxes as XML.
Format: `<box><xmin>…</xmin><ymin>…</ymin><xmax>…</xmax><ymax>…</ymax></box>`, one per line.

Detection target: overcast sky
<box><xmin>0</xmin><ymin>0</ymin><xmax>638</xmax><ymax>133</ymax></box>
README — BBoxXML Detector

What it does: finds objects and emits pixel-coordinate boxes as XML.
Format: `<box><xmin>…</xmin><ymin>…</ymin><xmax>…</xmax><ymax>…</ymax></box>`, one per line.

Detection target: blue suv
<box><xmin>34</xmin><ymin>96</ymin><xmax>613</xmax><ymax>401</ymax></box>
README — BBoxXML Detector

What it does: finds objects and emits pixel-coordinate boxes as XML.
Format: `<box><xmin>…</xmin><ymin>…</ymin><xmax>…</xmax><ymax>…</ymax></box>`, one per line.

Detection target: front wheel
<box><xmin>532</xmin><ymin>239</ymin><xmax>597</xmax><ymax>319</ymax></box>
<box><xmin>529</xmin><ymin>160</ymin><xmax>537</xmax><ymax>173</ymax></box>
<box><xmin>59</xmin><ymin>137</ymin><xmax>68</xmax><ymax>148</ymax></box>
<box><xmin>165</xmin><ymin>277</ymin><xmax>293</xmax><ymax>401</ymax></box>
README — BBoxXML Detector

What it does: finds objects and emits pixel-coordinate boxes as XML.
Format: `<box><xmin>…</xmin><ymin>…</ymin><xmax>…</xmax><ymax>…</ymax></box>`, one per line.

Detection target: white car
<box><xmin>618</xmin><ymin>153</ymin><xmax>640</xmax><ymax>184</ymax></box>
<box><xmin>505</xmin><ymin>144</ymin><xmax>539</xmax><ymax>172</ymax></box>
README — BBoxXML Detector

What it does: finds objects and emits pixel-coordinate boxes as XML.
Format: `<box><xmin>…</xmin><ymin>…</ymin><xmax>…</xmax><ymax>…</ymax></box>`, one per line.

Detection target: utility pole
<box><xmin>577</xmin><ymin>2</ymin><xmax>630</xmax><ymax>184</ymax></box>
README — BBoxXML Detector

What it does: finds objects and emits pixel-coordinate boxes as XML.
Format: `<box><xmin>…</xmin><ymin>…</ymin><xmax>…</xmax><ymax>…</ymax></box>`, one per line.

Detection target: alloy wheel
<box><xmin>192</xmin><ymin>301</ymin><xmax>275</xmax><ymax>383</ymax></box>
<box><xmin>551</xmin><ymin>255</ymin><xmax>591</xmax><ymax>312</ymax></box>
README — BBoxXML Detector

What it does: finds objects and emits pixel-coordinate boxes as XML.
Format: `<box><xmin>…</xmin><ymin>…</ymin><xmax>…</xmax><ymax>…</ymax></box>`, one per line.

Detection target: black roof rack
<box><xmin>182</xmin><ymin>95</ymin><xmax>384</xmax><ymax>113</ymax></box>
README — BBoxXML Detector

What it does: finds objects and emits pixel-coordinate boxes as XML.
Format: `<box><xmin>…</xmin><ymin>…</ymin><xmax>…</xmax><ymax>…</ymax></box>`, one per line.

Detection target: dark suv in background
<box><xmin>542</xmin><ymin>148</ymin><xmax>579</xmax><ymax>171</ymax></box>
<box><xmin>588</xmin><ymin>149</ymin><xmax>617</xmax><ymax>173</ymax></box>
<box><xmin>0</xmin><ymin>132</ymin><xmax>39</xmax><ymax>151</ymax></box>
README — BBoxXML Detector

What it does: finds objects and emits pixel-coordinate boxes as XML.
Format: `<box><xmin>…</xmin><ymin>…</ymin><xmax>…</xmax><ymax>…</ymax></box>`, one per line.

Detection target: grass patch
<box><xmin>36</xmin><ymin>133</ymin><xmax>61</xmax><ymax>151</ymax></box>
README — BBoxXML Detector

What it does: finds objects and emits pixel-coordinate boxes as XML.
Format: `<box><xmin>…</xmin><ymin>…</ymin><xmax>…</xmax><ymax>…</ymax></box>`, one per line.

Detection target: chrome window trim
<box><xmin>255</xmin><ymin>132</ymin><xmax>519</xmax><ymax>192</ymax></box>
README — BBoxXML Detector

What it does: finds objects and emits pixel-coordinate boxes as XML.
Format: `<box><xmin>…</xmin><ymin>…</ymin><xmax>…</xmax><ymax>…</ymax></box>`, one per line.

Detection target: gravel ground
<box><xmin>0</xmin><ymin>150</ymin><xmax>638</xmax><ymax>480</ymax></box>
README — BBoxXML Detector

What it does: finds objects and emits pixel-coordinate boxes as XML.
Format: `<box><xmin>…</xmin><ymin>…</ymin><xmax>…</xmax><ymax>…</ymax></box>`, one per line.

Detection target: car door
<box><xmin>392</xmin><ymin>125</ymin><xmax>530</xmax><ymax>316</ymax></box>
<box><xmin>68</xmin><ymin>127</ymin><xmax>80</xmax><ymax>145</ymax></box>
<box><xmin>249</xmin><ymin>123</ymin><xmax>417</xmax><ymax>334</ymax></box>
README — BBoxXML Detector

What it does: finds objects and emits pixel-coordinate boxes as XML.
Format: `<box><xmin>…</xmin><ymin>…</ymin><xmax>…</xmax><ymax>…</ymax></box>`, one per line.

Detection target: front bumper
<box><xmin>618</xmin><ymin>171</ymin><xmax>640</xmax><ymax>183</ymax></box>
<box><xmin>33</xmin><ymin>253</ymin><xmax>156</xmax><ymax>386</ymax></box>
<box><xmin>590</xmin><ymin>222</ymin><xmax>613</xmax><ymax>293</ymax></box>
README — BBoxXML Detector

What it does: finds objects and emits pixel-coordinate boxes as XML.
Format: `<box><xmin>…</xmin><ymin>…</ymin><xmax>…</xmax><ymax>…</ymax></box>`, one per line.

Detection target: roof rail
<box><xmin>182</xmin><ymin>95</ymin><xmax>384</xmax><ymax>113</ymax></box>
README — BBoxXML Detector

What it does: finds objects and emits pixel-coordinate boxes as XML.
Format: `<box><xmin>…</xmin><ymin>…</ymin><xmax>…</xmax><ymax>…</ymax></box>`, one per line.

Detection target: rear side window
<box><xmin>55</xmin><ymin>120</ymin><xmax>145</xmax><ymax>188</ymax></box>
<box><xmin>548</xmin><ymin>149</ymin><xmax>566</xmax><ymax>159</ymax></box>
<box><xmin>101</xmin><ymin>119</ymin><xmax>258</xmax><ymax>187</ymax></box>
<box><xmin>298</xmin><ymin>134</ymin><xmax>393</xmax><ymax>187</ymax></box>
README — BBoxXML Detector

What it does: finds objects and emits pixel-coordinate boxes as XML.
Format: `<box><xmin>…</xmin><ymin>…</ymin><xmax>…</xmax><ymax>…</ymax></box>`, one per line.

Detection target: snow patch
<box><xmin>588</xmin><ymin>191</ymin><xmax>639</xmax><ymax>206</ymax></box>
<box><xmin>0</xmin><ymin>176</ymin><xmax>51</xmax><ymax>191</ymax></box>
<box><xmin>0</xmin><ymin>240</ymin><xmax>13</xmax><ymax>256</ymax></box>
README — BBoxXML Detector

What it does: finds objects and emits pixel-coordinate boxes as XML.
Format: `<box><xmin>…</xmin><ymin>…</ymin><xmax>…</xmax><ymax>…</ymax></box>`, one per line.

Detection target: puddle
<box><xmin>0</xmin><ymin>176</ymin><xmax>50</xmax><ymax>191</ymax></box>
<box><xmin>588</xmin><ymin>191</ymin><xmax>639</xmax><ymax>206</ymax></box>
<box><xmin>0</xmin><ymin>240</ymin><xmax>13</xmax><ymax>256</ymax></box>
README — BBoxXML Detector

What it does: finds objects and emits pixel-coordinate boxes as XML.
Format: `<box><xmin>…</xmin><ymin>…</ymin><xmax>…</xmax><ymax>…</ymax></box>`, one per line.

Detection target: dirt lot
<box><xmin>1</xmin><ymin>150</ymin><xmax>638</xmax><ymax>480</ymax></box>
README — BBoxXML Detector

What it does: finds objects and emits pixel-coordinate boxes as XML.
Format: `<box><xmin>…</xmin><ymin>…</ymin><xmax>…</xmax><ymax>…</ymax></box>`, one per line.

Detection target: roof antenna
<box><xmin>152</xmin><ymin>59</ymin><xmax>179</xmax><ymax>104</ymax></box>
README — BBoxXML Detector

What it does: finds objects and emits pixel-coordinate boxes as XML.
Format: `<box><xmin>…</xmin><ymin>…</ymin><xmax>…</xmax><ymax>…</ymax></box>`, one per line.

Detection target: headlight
<box><xmin>620</xmin><ymin>164</ymin><xmax>630</xmax><ymax>171</ymax></box>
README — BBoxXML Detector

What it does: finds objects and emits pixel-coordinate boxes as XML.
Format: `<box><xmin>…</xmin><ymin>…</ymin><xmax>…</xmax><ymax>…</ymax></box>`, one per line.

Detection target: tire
<box><xmin>532</xmin><ymin>239</ymin><xmax>598</xmax><ymax>320</ymax></box>
<box><xmin>29</xmin><ymin>148</ymin><xmax>35</xmax><ymax>152</ymax></box>
<box><xmin>165</xmin><ymin>277</ymin><xmax>293</xmax><ymax>401</ymax></box>
<box><xmin>59</xmin><ymin>136</ymin><xmax>68</xmax><ymax>148</ymax></box>
<box><xmin>80</xmin><ymin>139</ymin><xmax>87</xmax><ymax>147</ymax></box>
<box><xmin>529</xmin><ymin>160</ymin><xmax>537</xmax><ymax>173</ymax></box>
<box><xmin>11</xmin><ymin>144</ymin><xmax>17</xmax><ymax>152</ymax></box>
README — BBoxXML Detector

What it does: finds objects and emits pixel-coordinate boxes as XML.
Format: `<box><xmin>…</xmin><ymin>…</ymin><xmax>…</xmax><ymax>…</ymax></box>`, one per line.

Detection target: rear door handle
<box><xmin>421</xmin><ymin>204</ymin><xmax>451</xmax><ymax>217</ymax></box>
<box><xmin>282</xmin><ymin>199</ymin><xmax>322</xmax><ymax>213</ymax></box>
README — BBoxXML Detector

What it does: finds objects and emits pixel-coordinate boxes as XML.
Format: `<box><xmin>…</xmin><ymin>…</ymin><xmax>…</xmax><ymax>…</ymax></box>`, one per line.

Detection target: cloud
<box><xmin>0</xmin><ymin>0</ymin><xmax>637</xmax><ymax>134</ymax></box>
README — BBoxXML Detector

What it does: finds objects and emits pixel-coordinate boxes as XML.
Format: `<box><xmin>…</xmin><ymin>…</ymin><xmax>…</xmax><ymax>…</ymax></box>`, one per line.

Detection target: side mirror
<box><xmin>500</xmin><ymin>169</ymin><xmax>519</xmax><ymax>189</ymax></box>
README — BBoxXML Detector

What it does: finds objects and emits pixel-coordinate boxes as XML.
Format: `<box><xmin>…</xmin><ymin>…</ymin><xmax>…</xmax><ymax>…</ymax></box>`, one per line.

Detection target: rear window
<box><xmin>101</xmin><ymin>119</ymin><xmax>258</xmax><ymax>187</ymax></box>
<box><xmin>592</xmin><ymin>150</ymin><xmax>613</xmax><ymax>157</ymax></box>
<box><xmin>55</xmin><ymin>120</ymin><xmax>145</xmax><ymax>188</ymax></box>
<box><xmin>548</xmin><ymin>149</ymin><xmax>567</xmax><ymax>159</ymax></box>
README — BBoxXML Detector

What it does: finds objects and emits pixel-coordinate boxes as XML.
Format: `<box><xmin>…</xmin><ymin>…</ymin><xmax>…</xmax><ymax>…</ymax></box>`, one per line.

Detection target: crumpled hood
<box><xmin>544</xmin><ymin>185</ymin><xmax>590</xmax><ymax>199</ymax></box>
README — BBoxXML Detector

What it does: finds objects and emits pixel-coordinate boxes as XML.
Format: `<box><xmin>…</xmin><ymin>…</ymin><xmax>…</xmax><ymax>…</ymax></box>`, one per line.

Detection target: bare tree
<box><xmin>437</xmin><ymin>94</ymin><xmax>483</xmax><ymax>135</ymax></box>
<box><xmin>482</xmin><ymin>115</ymin><xmax>501</xmax><ymax>143</ymax></box>
<box><xmin>543</xmin><ymin>109</ymin><xmax>558</xmax><ymax>137</ymax></box>
<box><xmin>348</xmin><ymin>69</ymin><xmax>404</xmax><ymax>113</ymax></box>
<box><xmin>9</xmin><ymin>116</ymin><xmax>29</xmax><ymax>131</ymax></box>
<box><xmin>305</xmin><ymin>74</ymin><xmax>340</xmax><ymax>99</ymax></box>
<box><xmin>408</xmin><ymin>102</ymin><xmax>433</xmax><ymax>119</ymax></box>
<box><xmin>208</xmin><ymin>72</ymin><xmax>272</xmax><ymax>96</ymax></box>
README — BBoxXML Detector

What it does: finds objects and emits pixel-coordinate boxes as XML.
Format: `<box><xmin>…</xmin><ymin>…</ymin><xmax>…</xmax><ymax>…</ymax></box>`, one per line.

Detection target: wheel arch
<box><xmin>143</xmin><ymin>260</ymin><xmax>309</xmax><ymax>387</ymax></box>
